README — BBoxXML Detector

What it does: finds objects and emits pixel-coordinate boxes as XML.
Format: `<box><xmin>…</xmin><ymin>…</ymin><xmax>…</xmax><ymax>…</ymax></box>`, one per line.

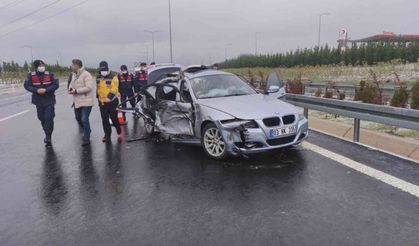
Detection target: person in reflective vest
<box><xmin>134</xmin><ymin>62</ymin><xmax>148</xmax><ymax>97</ymax></box>
<box><xmin>118</xmin><ymin>65</ymin><xmax>136</xmax><ymax>108</ymax></box>
<box><xmin>96</xmin><ymin>61</ymin><xmax>122</xmax><ymax>143</ymax></box>
<box><xmin>24</xmin><ymin>60</ymin><xmax>59</xmax><ymax>146</ymax></box>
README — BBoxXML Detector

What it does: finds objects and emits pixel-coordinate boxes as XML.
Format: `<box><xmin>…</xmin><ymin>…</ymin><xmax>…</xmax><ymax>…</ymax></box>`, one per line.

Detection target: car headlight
<box><xmin>221</xmin><ymin>119</ymin><xmax>259</xmax><ymax>129</ymax></box>
<box><xmin>298</xmin><ymin>113</ymin><xmax>306</xmax><ymax>121</ymax></box>
<box><xmin>242</xmin><ymin>120</ymin><xmax>259</xmax><ymax>129</ymax></box>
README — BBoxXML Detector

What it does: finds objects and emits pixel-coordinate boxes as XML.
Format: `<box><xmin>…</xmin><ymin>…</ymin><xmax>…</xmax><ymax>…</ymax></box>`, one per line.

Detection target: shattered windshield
<box><xmin>190</xmin><ymin>74</ymin><xmax>257</xmax><ymax>99</ymax></box>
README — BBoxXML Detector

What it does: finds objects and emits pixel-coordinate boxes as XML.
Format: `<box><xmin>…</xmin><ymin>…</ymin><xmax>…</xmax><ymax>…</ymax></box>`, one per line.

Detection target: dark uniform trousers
<box><xmin>99</xmin><ymin>100</ymin><xmax>121</xmax><ymax>137</ymax></box>
<box><xmin>36</xmin><ymin>104</ymin><xmax>55</xmax><ymax>136</ymax></box>
<box><xmin>120</xmin><ymin>92</ymin><xmax>136</xmax><ymax>108</ymax></box>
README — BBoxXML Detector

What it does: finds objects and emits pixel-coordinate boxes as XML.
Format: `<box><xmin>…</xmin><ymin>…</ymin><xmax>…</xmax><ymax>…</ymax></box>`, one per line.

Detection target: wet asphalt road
<box><xmin>1</xmin><ymin>89</ymin><xmax>419</xmax><ymax>246</ymax></box>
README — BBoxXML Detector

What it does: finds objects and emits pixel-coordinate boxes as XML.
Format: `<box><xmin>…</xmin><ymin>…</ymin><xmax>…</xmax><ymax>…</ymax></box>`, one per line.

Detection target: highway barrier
<box><xmin>285</xmin><ymin>94</ymin><xmax>419</xmax><ymax>142</ymax></box>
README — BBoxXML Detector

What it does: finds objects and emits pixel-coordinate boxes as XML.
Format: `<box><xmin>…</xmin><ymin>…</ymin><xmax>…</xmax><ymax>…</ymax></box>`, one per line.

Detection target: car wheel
<box><xmin>201</xmin><ymin>123</ymin><xmax>227</xmax><ymax>160</ymax></box>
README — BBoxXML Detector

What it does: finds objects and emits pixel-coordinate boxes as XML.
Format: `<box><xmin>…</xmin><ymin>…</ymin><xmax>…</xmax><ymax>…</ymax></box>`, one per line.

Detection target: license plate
<box><xmin>269</xmin><ymin>125</ymin><xmax>297</xmax><ymax>138</ymax></box>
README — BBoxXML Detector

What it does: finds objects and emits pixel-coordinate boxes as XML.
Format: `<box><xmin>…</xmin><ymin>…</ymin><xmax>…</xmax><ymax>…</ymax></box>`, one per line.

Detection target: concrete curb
<box><xmin>308</xmin><ymin>117</ymin><xmax>419</xmax><ymax>162</ymax></box>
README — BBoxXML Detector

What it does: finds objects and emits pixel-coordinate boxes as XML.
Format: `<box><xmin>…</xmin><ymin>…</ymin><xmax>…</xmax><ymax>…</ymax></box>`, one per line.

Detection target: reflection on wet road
<box><xmin>1</xmin><ymin>93</ymin><xmax>418</xmax><ymax>246</ymax></box>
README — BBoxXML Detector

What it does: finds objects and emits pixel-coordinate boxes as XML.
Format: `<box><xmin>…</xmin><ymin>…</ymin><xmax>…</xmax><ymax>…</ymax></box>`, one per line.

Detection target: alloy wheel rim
<box><xmin>204</xmin><ymin>127</ymin><xmax>225</xmax><ymax>157</ymax></box>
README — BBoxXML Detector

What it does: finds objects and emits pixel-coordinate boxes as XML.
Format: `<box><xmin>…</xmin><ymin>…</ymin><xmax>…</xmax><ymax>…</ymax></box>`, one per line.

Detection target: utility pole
<box><xmin>168</xmin><ymin>0</ymin><xmax>173</xmax><ymax>63</ymax></box>
<box><xmin>144</xmin><ymin>30</ymin><xmax>161</xmax><ymax>62</ymax></box>
<box><xmin>317</xmin><ymin>12</ymin><xmax>331</xmax><ymax>47</ymax></box>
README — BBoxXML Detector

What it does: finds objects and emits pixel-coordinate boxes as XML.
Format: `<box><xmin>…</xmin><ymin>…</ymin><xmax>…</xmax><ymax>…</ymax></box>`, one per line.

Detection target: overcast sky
<box><xmin>0</xmin><ymin>0</ymin><xmax>417</xmax><ymax>69</ymax></box>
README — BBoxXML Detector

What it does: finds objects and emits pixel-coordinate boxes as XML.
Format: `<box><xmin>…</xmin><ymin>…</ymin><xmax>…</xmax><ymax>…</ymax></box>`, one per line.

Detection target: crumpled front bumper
<box><xmin>215</xmin><ymin>118</ymin><xmax>309</xmax><ymax>155</ymax></box>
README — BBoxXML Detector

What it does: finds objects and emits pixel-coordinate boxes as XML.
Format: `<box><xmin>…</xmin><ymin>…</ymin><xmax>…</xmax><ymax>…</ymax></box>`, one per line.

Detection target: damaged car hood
<box><xmin>196</xmin><ymin>94</ymin><xmax>297</xmax><ymax>120</ymax></box>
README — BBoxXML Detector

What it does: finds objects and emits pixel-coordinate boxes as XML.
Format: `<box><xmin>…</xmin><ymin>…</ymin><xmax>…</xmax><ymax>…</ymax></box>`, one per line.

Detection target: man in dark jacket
<box><xmin>24</xmin><ymin>60</ymin><xmax>59</xmax><ymax>146</ymax></box>
<box><xmin>118</xmin><ymin>65</ymin><xmax>136</xmax><ymax>108</ymax></box>
<box><xmin>134</xmin><ymin>62</ymin><xmax>148</xmax><ymax>100</ymax></box>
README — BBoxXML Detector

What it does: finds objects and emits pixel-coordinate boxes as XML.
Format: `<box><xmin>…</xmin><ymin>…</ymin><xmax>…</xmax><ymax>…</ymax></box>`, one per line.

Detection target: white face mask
<box><xmin>122</xmin><ymin>70</ymin><xmax>128</xmax><ymax>74</ymax></box>
<box><xmin>37</xmin><ymin>66</ymin><xmax>46</xmax><ymax>73</ymax></box>
<box><xmin>134</xmin><ymin>67</ymin><xmax>141</xmax><ymax>72</ymax></box>
<box><xmin>100</xmin><ymin>70</ymin><xmax>109</xmax><ymax>77</ymax></box>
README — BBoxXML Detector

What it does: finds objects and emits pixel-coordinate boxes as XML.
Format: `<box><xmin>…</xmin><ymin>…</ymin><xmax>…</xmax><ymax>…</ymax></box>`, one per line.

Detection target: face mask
<box><xmin>134</xmin><ymin>67</ymin><xmax>141</xmax><ymax>72</ymax></box>
<box><xmin>122</xmin><ymin>70</ymin><xmax>128</xmax><ymax>74</ymax></box>
<box><xmin>100</xmin><ymin>71</ymin><xmax>109</xmax><ymax>77</ymax></box>
<box><xmin>37</xmin><ymin>66</ymin><xmax>46</xmax><ymax>73</ymax></box>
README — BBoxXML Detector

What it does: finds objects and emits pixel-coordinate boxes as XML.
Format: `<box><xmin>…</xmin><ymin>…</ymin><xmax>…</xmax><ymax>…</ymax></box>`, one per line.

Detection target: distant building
<box><xmin>338</xmin><ymin>31</ymin><xmax>419</xmax><ymax>50</ymax></box>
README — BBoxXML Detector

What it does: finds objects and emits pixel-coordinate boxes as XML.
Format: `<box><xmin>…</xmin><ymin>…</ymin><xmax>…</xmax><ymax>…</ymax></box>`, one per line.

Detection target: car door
<box><xmin>154</xmin><ymin>83</ymin><xmax>194</xmax><ymax>136</ymax></box>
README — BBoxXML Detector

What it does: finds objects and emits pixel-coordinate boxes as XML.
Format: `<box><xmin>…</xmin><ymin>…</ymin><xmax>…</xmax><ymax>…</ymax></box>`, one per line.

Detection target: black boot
<box><xmin>44</xmin><ymin>134</ymin><xmax>52</xmax><ymax>146</ymax></box>
<box><xmin>102</xmin><ymin>135</ymin><xmax>111</xmax><ymax>143</ymax></box>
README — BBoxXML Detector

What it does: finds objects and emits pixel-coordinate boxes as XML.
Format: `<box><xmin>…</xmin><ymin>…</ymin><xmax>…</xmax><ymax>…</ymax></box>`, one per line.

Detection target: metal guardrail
<box><xmin>285</xmin><ymin>94</ymin><xmax>419</xmax><ymax>142</ymax></box>
<box><xmin>304</xmin><ymin>81</ymin><xmax>411</xmax><ymax>95</ymax></box>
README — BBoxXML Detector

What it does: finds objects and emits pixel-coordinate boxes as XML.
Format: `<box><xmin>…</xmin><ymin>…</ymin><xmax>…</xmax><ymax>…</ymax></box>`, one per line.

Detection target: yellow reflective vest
<box><xmin>96</xmin><ymin>73</ymin><xmax>119</xmax><ymax>104</ymax></box>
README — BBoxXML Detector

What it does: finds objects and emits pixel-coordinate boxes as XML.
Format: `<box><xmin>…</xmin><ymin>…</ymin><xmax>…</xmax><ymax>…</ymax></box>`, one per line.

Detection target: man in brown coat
<box><xmin>68</xmin><ymin>59</ymin><xmax>95</xmax><ymax>146</ymax></box>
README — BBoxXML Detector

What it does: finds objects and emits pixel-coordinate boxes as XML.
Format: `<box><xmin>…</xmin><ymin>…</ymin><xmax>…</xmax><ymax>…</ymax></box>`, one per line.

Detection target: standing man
<box><xmin>24</xmin><ymin>60</ymin><xmax>59</xmax><ymax>146</ymax></box>
<box><xmin>134</xmin><ymin>62</ymin><xmax>148</xmax><ymax>97</ymax></box>
<box><xmin>118</xmin><ymin>65</ymin><xmax>136</xmax><ymax>108</ymax></box>
<box><xmin>96</xmin><ymin>61</ymin><xmax>122</xmax><ymax>143</ymax></box>
<box><xmin>68</xmin><ymin>59</ymin><xmax>95</xmax><ymax>146</ymax></box>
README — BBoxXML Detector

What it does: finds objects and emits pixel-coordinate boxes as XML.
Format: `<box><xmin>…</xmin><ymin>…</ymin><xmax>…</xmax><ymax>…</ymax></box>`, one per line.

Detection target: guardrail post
<box><xmin>304</xmin><ymin>108</ymin><xmax>308</xmax><ymax>119</ymax></box>
<box><xmin>353</xmin><ymin>118</ymin><xmax>360</xmax><ymax>142</ymax></box>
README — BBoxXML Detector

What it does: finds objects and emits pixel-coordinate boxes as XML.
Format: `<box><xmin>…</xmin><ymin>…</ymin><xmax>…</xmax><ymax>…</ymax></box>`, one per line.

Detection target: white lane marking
<box><xmin>0</xmin><ymin>110</ymin><xmax>30</xmax><ymax>122</ymax></box>
<box><xmin>302</xmin><ymin>141</ymin><xmax>419</xmax><ymax>199</ymax></box>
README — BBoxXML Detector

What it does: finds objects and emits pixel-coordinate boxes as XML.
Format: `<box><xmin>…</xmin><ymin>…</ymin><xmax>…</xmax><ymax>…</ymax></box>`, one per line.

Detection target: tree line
<box><xmin>0</xmin><ymin>60</ymin><xmax>101</xmax><ymax>77</ymax></box>
<box><xmin>220</xmin><ymin>42</ymin><xmax>419</xmax><ymax>68</ymax></box>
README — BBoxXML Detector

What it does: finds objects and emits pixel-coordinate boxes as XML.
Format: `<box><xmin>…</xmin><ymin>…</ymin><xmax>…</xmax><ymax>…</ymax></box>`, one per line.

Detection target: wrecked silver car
<box><xmin>120</xmin><ymin>67</ymin><xmax>308</xmax><ymax>160</ymax></box>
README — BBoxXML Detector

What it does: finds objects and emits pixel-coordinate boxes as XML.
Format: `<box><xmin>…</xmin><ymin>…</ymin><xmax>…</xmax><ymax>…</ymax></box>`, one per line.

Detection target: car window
<box><xmin>156</xmin><ymin>84</ymin><xmax>178</xmax><ymax>101</ymax></box>
<box><xmin>190</xmin><ymin>74</ymin><xmax>257</xmax><ymax>99</ymax></box>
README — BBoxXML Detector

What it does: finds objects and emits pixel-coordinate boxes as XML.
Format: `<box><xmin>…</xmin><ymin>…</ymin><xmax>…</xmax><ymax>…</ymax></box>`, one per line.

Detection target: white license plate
<box><xmin>269</xmin><ymin>125</ymin><xmax>297</xmax><ymax>138</ymax></box>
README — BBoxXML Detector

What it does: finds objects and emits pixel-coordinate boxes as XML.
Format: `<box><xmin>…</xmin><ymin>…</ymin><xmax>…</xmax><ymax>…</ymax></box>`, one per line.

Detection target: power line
<box><xmin>0</xmin><ymin>0</ymin><xmax>25</xmax><ymax>11</ymax></box>
<box><xmin>0</xmin><ymin>0</ymin><xmax>62</xmax><ymax>30</ymax></box>
<box><xmin>0</xmin><ymin>0</ymin><xmax>90</xmax><ymax>39</ymax></box>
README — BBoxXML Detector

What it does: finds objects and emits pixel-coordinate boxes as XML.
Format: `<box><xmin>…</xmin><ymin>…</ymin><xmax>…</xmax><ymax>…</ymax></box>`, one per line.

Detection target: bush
<box><xmin>336</xmin><ymin>89</ymin><xmax>346</xmax><ymax>100</ymax></box>
<box><xmin>285</xmin><ymin>74</ymin><xmax>305</xmax><ymax>94</ymax></box>
<box><xmin>324</xmin><ymin>88</ymin><xmax>333</xmax><ymax>98</ymax></box>
<box><xmin>314</xmin><ymin>88</ymin><xmax>323</xmax><ymax>97</ymax></box>
<box><xmin>354</xmin><ymin>70</ymin><xmax>383</xmax><ymax>104</ymax></box>
<box><xmin>411</xmin><ymin>80</ymin><xmax>419</xmax><ymax>110</ymax></box>
<box><xmin>390</xmin><ymin>72</ymin><xmax>409</xmax><ymax>108</ymax></box>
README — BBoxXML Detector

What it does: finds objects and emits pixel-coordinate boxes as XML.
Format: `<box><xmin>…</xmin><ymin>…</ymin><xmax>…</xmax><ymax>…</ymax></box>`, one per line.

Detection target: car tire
<box><xmin>201</xmin><ymin>123</ymin><xmax>228</xmax><ymax>160</ymax></box>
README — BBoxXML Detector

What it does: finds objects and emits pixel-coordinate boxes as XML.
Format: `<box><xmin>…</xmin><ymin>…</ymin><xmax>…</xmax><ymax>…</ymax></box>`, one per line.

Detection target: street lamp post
<box><xmin>144</xmin><ymin>30</ymin><xmax>161</xmax><ymax>63</ymax></box>
<box><xmin>255</xmin><ymin>32</ymin><xmax>261</xmax><ymax>55</ymax></box>
<box><xmin>22</xmin><ymin>45</ymin><xmax>33</xmax><ymax>62</ymax></box>
<box><xmin>317</xmin><ymin>12</ymin><xmax>331</xmax><ymax>47</ymax></box>
<box><xmin>168</xmin><ymin>0</ymin><xmax>173</xmax><ymax>63</ymax></box>
<box><xmin>225</xmin><ymin>43</ymin><xmax>232</xmax><ymax>61</ymax></box>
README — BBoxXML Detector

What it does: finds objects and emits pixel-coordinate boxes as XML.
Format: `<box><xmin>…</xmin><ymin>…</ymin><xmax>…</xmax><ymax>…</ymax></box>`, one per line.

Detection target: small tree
<box><xmin>336</xmin><ymin>89</ymin><xmax>346</xmax><ymax>100</ymax></box>
<box><xmin>411</xmin><ymin>80</ymin><xmax>419</xmax><ymax>110</ymax></box>
<box><xmin>285</xmin><ymin>74</ymin><xmax>304</xmax><ymax>94</ymax></box>
<box><xmin>390</xmin><ymin>72</ymin><xmax>409</xmax><ymax>108</ymax></box>
<box><xmin>314</xmin><ymin>88</ymin><xmax>323</xmax><ymax>97</ymax></box>
<box><xmin>323</xmin><ymin>88</ymin><xmax>333</xmax><ymax>98</ymax></box>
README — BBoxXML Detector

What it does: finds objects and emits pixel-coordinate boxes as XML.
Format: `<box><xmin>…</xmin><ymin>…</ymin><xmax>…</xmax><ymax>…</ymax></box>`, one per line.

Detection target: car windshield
<box><xmin>190</xmin><ymin>74</ymin><xmax>257</xmax><ymax>99</ymax></box>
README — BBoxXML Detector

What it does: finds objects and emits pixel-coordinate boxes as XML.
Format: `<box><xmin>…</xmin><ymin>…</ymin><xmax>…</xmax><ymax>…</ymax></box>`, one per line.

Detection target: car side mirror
<box><xmin>267</xmin><ymin>85</ymin><xmax>280</xmax><ymax>94</ymax></box>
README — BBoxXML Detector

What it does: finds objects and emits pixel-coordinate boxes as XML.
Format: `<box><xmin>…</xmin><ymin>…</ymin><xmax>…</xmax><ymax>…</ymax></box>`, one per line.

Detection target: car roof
<box><xmin>184</xmin><ymin>69</ymin><xmax>232</xmax><ymax>79</ymax></box>
<box><xmin>148</xmin><ymin>64</ymin><xmax>182</xmax><ymax>74</ymax></box>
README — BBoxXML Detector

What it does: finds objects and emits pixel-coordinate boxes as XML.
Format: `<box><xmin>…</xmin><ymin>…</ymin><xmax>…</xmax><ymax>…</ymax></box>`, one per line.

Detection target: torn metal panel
<box><xmin>155</xmin><ymin>100</ymin><xmax>194</xmax><ymax>136</ymax></box>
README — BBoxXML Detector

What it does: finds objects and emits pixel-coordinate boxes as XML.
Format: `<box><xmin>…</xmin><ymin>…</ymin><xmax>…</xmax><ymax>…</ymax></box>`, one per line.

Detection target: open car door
<box><xmin>265</xmin><ymin>71</ymin><xmax>286</xmax><ymax>97</ymax></box>
<box><xmin>154</xmin><ymin>84</ymin><xmax>194</xmax><ymax>136</ymax></box>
